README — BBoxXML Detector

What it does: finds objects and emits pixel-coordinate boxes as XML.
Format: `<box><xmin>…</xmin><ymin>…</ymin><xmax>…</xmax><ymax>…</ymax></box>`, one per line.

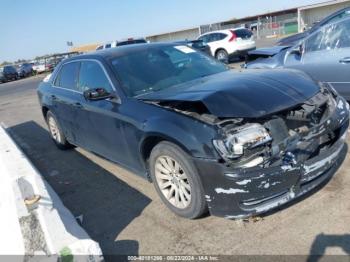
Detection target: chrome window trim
<box><xmin>52</xmin><ymin>58</ymin><xmax>118</xmax><ymax>96</ymax></box>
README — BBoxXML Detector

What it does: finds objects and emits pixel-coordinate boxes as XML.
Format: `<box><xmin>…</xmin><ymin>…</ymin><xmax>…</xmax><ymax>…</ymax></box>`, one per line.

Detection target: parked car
<box><xmin>32</xmin><ymin>62</ymin><xmax>51</xmax><ymax>74</ymax></box>
<box><xmin>277</xmin><ymin>6</ymin><xmax>350</xmax><ymax>46</ymax></box>
<box><xmin>198</xmin><ymin>28</ymin><xmax>256</xmax><ymax>63</ymax></box>
<box><xmin>246</xmin><ymin>17</ymin><xmax>350</xmax><ymax>100</ymax></box>
<box><xmin>96</xmin><ymin>38</ymin><xmax>147</xmax><ymax>50</ymax></box>
<box><xmin>175</xmin><ymin>40</ymin><xmax>211</xmax><ymax>56</ymax></box>
<box><xmin>37</xmin><ymin>43</ymin><xmax>349</xmax><ymax>219</ymax></box>
<box><xmin>17</xmin><ymin>63</ymin><xmax>34</xmax><ymax>78</ymax></box>
<box><xmin>0</xmin><ymin>65</ymin><xmax>18</xmax><ymax>82</ymax></box>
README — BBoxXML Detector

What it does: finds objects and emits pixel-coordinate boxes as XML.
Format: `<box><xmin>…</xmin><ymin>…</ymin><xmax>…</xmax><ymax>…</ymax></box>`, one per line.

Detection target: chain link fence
<box><xmin>200</xmin><ymin>16</ymin><xmax>298</xmax><ymax>40</ymax></box>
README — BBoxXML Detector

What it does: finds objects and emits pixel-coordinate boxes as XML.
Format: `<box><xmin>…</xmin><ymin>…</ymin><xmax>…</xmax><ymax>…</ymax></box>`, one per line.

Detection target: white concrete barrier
<box><xmin>0</xmin><ymin>125</ymin><xmax>103</xmax><ymax>261</ymax></box>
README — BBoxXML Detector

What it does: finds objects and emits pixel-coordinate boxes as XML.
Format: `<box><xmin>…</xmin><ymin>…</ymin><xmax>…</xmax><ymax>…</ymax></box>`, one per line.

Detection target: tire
<box><xmin>149</xmin><ymin>141</ymin><xmax>207</xmax><ymax>219</ymax></box>
<box><xmin>215</xmin><ymin>49</ymin><xmax>229</xmax><ymax>64</ymax></box>
<box><xmin>46</xmin><ymin>111</ymin><xmax>74</xmax><ymax>150</ymax></box>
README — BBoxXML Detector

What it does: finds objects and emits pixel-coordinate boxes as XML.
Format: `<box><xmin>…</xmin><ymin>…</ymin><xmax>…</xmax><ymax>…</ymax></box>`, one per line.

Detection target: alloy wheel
<box><xmin>154</xmin><ymin>156</ymin><xmax>191</xmax><ymax>209</ymax></box>
<box><xmin>48</xmin><ymin>116</ymin><xmax>61</xmax><ymax>143</ymax></box>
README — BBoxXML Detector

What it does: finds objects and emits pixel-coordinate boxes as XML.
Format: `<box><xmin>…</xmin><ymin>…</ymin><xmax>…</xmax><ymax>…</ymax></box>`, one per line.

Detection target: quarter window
<box><xmin>54</xmin><ymin>62</ymin><xmax>80</xmax><ymax>90</ymax></box>
<box><xmin>78</xmin><ymin>61</ymin><xmax>113</xmax><ymax>92</ymax></box>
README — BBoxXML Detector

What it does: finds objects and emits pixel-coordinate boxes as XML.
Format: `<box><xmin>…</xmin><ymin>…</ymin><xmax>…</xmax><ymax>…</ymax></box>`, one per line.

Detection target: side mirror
<box><xmin>83</xmin><ymin>87</ymin><xmax>112</xmax><ymax>101</ymax></box>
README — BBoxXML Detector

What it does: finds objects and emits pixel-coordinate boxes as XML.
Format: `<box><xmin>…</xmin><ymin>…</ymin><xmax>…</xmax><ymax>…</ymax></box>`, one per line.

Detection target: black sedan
<box><xmin>37</xmin><ymin>43</ymin><xmax>349</xmax><ymax>219</ymax></box>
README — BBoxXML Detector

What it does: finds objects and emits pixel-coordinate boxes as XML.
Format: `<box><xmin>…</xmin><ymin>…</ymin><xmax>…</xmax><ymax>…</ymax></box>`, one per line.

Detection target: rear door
<box><xmin>206</xmin><ymin>33</ymin><xmax>228</xmax><ymax>55</ymax></box>
<box><xmin>51</xmin><ymin>61</ymin><xmax>84</xmax><ymax>144</ymax></box>
<box><xmin>285</xmin><ymin>19</ymin><xmax>350</xmax><ymax>99</ymax></box>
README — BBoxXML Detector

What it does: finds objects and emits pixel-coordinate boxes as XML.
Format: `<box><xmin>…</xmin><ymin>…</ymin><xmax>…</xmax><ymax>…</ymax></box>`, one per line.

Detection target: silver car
<box><xmin>246</xmin><ymin>17</ymin><xmax>350</xmax><ymax>100</ymax></box>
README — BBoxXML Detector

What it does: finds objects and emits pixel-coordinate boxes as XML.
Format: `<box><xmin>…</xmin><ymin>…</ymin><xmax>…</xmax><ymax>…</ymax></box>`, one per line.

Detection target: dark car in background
<box><xmin>0</xmin><ymin>65</ymin><xmax>19</xmax><ymax>83</ymax></box>
<box><xmin>17</xmin><ymin>63</ymin><xmax>34</xmax><ymax>78</ymax></box>
<box><xmin>246</xmin><ymin>17</ymin><xmax>350</xmax><ymax>100</ymax></box>
<box><xmin>277</xmin><ymin>6</ymin><xmax>350</xmax><ymax>46</ymax></box>
<box><xmin>38</xmin><ymin>43</ymin><xmax>349</xmax><ymax>219</ymax></box>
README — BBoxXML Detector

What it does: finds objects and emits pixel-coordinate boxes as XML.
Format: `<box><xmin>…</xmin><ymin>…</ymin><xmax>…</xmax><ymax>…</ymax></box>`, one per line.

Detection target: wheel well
<box><xmin>141</xmin><ymin>136</ymin><xmax>164</xmax><ymax>164</ymax></box>
<box><xmin>42</xmin><ymin>106</ymin><xmax>49</xmax><ymax>119</ymax></box>
<box><xmin>141</xmin><ymin>136</ymin><xmax>191</xmax><ymax>166</ymax></box>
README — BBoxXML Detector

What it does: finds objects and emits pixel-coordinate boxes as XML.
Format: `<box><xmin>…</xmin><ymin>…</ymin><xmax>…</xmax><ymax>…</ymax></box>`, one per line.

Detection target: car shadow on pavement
<box><xmin>8</xmin><ymin>121</ymin><xmax>151</xmax><ymax>257</ymax></box>
<box><xmin>307</xmin><ymin>233</ymin><xmax>350</xmax><ymax>262</ymax></box>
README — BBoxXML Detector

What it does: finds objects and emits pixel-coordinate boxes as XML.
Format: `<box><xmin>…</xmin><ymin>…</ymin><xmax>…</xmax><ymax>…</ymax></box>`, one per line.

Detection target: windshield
<box><xmin>110</xmin><ymin>45</ymin><xmax>228</xmax><ymax>97</ymax></box>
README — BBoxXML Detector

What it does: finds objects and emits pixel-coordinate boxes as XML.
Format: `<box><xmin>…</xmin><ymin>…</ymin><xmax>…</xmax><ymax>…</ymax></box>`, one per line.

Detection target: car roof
<box><xmin>66</xmin><ymin>42</ymin><xmax>176</xmax><ymax>62</ymax></box>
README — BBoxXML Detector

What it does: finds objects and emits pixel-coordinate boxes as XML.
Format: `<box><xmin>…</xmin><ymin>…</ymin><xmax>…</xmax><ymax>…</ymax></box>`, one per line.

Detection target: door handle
<box><xmin>339</xmin><ymin>57</ymin><xmax>350</xmax><ymax>64</ymax></box>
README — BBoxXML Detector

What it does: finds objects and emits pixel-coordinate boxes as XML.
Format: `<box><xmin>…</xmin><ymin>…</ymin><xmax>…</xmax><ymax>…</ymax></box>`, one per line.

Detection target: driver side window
<box><xmin>78</xmin><ymin>61</ymin><xmax>113</xmax><ymax>92</ymax></box>
<box><xmin>304</xmin><ymin>29</ymin><xmax>326</xmax><ymax>53</ymax></box>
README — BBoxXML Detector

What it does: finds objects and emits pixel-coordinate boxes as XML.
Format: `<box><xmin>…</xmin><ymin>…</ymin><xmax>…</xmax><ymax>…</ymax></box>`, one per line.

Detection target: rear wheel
<box><xmin>46</xmin><ymin>111</ymin><xmax>74</xmax><ymax>150</ymax></box>
<box><xmin>149</xmin><ymin>141</ymin><xmax>207</xmax><ymax>219</ymax></box>
<box><xmin>215</xmin><ymin>49</ymin><xmax>229</xmax><ymax>64</ymax></box>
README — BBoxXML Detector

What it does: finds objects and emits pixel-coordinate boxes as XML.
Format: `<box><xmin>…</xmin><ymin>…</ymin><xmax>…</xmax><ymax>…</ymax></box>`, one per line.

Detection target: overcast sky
<box><xmin>1</xmin><ymin>0</ymin><xmax>324</xmax><ymax>62</ymax></box>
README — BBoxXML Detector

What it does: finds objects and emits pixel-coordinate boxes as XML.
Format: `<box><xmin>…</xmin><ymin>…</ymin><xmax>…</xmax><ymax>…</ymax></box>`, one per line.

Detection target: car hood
<box><xmin>137</xmin><ymin>70</ymin><xmax>319</xmax><ymax>118</ymax></box>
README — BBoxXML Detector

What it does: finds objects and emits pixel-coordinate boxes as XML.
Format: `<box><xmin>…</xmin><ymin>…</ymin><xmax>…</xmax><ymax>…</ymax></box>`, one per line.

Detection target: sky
<box><xmin>1</xmin><ymin>0</ymin><xmax>324</xmax><ymax>62</ymax></box>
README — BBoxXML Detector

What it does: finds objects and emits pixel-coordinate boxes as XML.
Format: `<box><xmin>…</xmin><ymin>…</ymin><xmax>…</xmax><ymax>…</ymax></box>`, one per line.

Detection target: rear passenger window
<box><xmin>215</xmin><ymin>33</ymin><xmax>227</xmax><ymax>41</ymax></box>
<box><xmin>54</xmin><ymin>62</ymin><xmax>80</xmax><ymax>90</ymax></box>
<box><xmin>105</xmin><ymin>43</ymin><xmax>111</xmax><ymax>48</ymax></box>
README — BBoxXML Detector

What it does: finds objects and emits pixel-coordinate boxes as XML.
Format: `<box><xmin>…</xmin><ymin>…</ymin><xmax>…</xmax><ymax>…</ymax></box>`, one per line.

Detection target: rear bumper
<box><xmin>193</xmin><ymin>97</ymin><xmax>349</xmax><ymax>219</ymax></box>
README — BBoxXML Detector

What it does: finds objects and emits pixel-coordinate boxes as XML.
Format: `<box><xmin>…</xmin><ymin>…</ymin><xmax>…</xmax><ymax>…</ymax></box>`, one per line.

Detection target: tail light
<box><xmin>229</xmin><ymin>30</ymin><xmax>237</xmax><ymax>42</ymax></box>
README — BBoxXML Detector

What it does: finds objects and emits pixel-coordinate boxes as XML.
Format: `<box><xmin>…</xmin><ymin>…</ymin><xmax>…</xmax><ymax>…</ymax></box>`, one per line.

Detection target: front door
<box><xmin>285</xmin><ymin>19</ymin><xmax>350</xmax><ymax>99</ymax></box>
<box><xmin>75</xmin><ymin>60</ymin><xmax>132</xmax><ymax>167</ymax></box>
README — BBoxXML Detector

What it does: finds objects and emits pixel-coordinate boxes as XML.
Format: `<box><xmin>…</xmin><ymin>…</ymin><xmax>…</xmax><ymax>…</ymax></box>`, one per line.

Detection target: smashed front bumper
<box><xmin>194</xmin><ymin>97</ymin><xmax>349</xmax><ymax>219</ymax></box>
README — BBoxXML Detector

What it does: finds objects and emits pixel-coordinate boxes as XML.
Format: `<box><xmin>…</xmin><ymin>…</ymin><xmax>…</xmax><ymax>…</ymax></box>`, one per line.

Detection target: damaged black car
<box><xmin>37</xmin><ymin>43</ymin><xmax>349</xmax><ymax>219</ymax></box>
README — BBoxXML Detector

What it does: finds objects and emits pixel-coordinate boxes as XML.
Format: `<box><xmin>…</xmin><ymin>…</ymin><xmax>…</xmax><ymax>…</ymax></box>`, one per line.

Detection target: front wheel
<box><xmin>149</xmin><ymin>141</ymin><xmax>207</xmax><ymax>219</ymax></box>
<box><xmin>46</xmin><ymin>111</ymin><xmax>74</xmax><ymax>150</ymax></box>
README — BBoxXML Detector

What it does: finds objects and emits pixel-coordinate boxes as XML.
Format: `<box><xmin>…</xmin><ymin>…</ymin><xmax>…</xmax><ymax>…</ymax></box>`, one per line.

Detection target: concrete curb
<box><xmin>0</xmin><ymin>124</ymin><xmax>103</xmax><ymax>260</ymax></box>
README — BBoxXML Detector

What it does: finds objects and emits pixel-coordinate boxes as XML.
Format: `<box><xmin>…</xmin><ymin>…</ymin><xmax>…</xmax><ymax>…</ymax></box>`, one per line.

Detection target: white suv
<box><xmin>198</xmin><ymin>28</ymin><xmax>256</xmax><ymax>63</ymax></box>
<box><xmin>96</xmin><ymin>38</ymin><xmax>147</xmax><ymax>50</ymax></box>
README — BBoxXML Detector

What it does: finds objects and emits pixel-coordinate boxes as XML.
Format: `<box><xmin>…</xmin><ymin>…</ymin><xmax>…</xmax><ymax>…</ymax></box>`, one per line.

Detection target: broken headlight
<box><xmin>213</xmin><ymin>123</ymin><xmax>272</xmax><ymax>160</ymax></box>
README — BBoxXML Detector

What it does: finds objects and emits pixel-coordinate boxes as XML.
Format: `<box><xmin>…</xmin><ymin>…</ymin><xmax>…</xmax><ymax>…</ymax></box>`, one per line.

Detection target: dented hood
<box><xmin>137</xmin><ymin>69</ymin><xmax>320</xmax><ymax>118</ymax></box>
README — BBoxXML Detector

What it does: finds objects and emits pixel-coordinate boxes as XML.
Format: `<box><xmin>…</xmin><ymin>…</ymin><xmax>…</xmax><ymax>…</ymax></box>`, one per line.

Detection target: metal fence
<box><xmin>200</xmin><ymin>17</ymin><xmax>298</xmax><ymax>39</ymax></box>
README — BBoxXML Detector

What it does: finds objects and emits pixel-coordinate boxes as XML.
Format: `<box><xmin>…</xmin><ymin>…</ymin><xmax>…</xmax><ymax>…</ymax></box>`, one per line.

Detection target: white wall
<box><xmin>299</xmin><ymin>1</ymin><xmax>350</xmax><ymax>31</ymax></box>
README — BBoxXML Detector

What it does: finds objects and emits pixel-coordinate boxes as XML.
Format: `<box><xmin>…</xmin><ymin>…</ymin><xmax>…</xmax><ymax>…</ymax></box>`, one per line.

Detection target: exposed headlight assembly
<box><xmin>213</xmin><ymin>123</ymin><xmax>272</xmax><ymax>160</ymax></box>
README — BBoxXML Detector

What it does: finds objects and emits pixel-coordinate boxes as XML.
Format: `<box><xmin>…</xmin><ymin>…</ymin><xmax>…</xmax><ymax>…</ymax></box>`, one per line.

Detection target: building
<box><xmin>69</xmin><ymin>43</ymin><xmax>101</xmax><ymax>53</ymax></box>
<box><xmin>146</xmin><ymin>28</ymin><xmax>199</xmax><ymax>43</ymax></box>
<box><xmin>145</xmin><ymin>0</ymin><xmax>350</xmax><ymax>42</ymax></box>
<box><xmin>298</xmin><ymin>0</ymin><xmax>350</xmax><ymax>31</ymax></box>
